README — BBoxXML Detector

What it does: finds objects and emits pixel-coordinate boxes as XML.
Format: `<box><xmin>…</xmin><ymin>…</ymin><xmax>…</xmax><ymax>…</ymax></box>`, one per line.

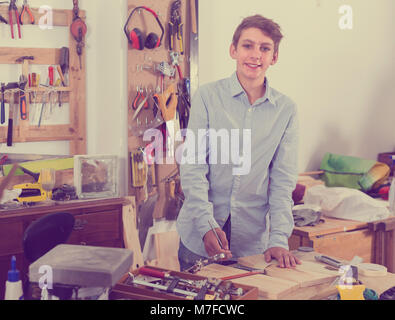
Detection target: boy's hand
<box><xmin>203</xmin><ymin>228</ymin><xmax>232</xmax><ymax>260</ymax></box>
<box><xmin>264</xmin><ymin>247</ymin><xmax>301</xmax><ymax>268</ymax></box>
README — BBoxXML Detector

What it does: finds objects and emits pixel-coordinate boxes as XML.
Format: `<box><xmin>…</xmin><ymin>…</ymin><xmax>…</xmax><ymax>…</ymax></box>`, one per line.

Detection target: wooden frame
<box><xmin>0</xmin><ymin>6</ymin><xmax>86</xmax><ymax>155</ymax></box>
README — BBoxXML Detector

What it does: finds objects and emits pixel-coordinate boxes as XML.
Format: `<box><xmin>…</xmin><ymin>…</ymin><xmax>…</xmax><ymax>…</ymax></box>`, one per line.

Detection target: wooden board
<box><xmin>264</xmin><ymin>264</ymin><xmax>337</xmax><ymax>288</ymax></box>
<box><xmin>197</xmin><ymin>263</ymin><xmax>299</xmax><ymax>300</ymax></box>
<box><xmin>292</xmin><ymin>217</ymin><xmax>368</xmax><ymax>238</ymax></box>
<box><xmin>238</xmin><ymin>254</ymin><xmax>273</xmax><ymax>270</ymax></box>
<box><xmin>237</xmin><ymin>254</ymin><xmax>338</xmax><ymax>288</ymax></box>
<box><xmin>122</xmin><ymin>196</ymin><xmax>145</xmax><ymax>270</ymax></box>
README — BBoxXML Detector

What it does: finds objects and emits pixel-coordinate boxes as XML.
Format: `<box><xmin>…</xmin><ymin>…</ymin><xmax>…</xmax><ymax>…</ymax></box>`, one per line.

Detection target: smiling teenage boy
<box><xmin>176</xmin><ymin>14</ymin><xmax>301</xmax><ymax>270</ymax></box>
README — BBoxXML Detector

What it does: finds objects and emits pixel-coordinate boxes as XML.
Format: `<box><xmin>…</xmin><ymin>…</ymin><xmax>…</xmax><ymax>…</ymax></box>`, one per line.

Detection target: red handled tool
<box><xmin>48</xmin><ymin>66</ymin><xmax>54</xmax><ymax>86</ymax></box>
<box><xmin>132</xmin><ymin>86</ymin><xmax>149</xmax><ymax>110</ymax></box>
<box><xmin>9</xmin><ymin>0</ymin><xmax>21</xmax><ymax>39</ymax></box>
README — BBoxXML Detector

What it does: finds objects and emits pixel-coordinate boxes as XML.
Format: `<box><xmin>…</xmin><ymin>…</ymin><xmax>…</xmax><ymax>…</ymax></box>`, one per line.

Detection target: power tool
<box><xmin>13</xmin><ymin>166</ymin><xmax>50</xmax><ymax>203</ymax></box>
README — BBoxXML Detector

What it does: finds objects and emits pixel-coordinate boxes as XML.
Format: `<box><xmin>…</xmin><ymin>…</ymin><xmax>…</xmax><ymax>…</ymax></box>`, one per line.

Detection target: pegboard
<box><xmin>126</xmin><ymin>0</ymin><xmax>191</xmax><ymax>218</ymax></box>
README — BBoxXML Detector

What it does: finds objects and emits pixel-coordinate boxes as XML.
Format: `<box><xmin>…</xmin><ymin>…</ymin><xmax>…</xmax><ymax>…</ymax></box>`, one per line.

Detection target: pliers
<box><xmin>19</xmin><ymin>0</ymin><xmax>34</xmax><ymax>25</ymax></box>
<box><xmin>169</xmin><ymin>0</ymin><xmax>184</xmax><ymax>54</ymax></box>
<box><xmin>132</xmin><ymin>86</ymin><xmax>149</xmax><ymax>110</ymax></box>
<box><xmin>9</xmin><ymin>0</ymin><xmax>21</xmax><ymax>39</ymax></box>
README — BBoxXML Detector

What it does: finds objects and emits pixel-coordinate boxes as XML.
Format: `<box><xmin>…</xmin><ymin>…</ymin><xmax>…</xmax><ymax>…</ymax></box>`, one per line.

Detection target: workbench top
<box><xmin>292</xmin><ymin>250</ymin><xmax>395</xmax><ymax>298</ymax></box>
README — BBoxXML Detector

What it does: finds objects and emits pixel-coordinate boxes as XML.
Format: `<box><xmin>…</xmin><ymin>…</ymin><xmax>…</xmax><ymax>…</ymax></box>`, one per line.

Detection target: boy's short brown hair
<box><xmin>232</xmin><ymin>15</ymin><xmax>283</xmax><ymax>53</ymax></box>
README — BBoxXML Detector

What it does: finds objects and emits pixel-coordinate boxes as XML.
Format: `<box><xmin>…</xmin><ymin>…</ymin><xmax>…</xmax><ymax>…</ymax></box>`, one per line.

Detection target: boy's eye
<box><xmin>242</xmin><ymin>44</ymin><xmax>252</xmax><ymax>49</ymax></box>
<box><xmin>261</xmin><ymin>47</ymin><xmax>271</xmax><ymax>52</ymax></box>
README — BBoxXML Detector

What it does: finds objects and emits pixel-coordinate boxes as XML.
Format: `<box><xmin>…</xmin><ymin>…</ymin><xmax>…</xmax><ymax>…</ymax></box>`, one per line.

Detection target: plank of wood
<box><xmin>68</xmin><ymin>10</ymin><xmax>87</xmax><ymax>155</ymax></box>
<box><xmin>292</xmin><ymin>217</ymin><xmax>368</xmax><ymax>238</ymax></box>
<box><xmin>264</xmin><ymin>264</ymin><xmax>337</xmax><ymax>288</ymax></box>
<box><xmin>0</xmin><ymin>6</ymin><xmax>85</xmax><ymax>27</ymax></box>
<box><xmin>0</xmin><ymin>48</ymin><xmax>61</xmax><ymax>65</ymax></box>
<box><xmin>294</xmin><ymin>260</ymin><xmax>340</xmax><ymax>276</ymax></box>
<box><xmin>122</xmin><ymin>196</ymin><xmax>144</xmax><ymax>270</ymax></box>
<box><xmin>197</xmin><ymin>263</ymin><xmax>299</xmax><ymax>300</ymax></box>
<box><xmin>237</xmin><ymin>254</ymin><xmax>273</xmax><ymax>270</ymax></box>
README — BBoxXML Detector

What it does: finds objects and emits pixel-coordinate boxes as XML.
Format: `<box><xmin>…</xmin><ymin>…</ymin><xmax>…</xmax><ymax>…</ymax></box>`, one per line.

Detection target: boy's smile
<box><xmin>230</xmin><ymin>27</ymin><xmax>278</xmax><ymax>85</ymax></box>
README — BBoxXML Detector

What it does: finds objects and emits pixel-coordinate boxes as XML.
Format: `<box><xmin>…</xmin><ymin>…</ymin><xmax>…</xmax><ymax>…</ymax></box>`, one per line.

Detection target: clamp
<box><xmin>170</xmin><ymin>51</ymin><xmax>183</xmax><ymax>80</ymax></box>
<box><xmin>185</xmin><ymin>253</ymin><xmax>226</xmax><ymax>274</ymax></box>
<box><xmin>9</xmin><ymin>0</ymin><xmax>21</xmax><ymax>39</ymax></box>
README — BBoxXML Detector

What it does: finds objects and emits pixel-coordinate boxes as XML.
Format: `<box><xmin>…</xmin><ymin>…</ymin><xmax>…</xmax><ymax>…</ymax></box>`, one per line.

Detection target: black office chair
<box><xmin>23</xmin><ymin>212</ymin><xmax>75</xmax><ymax>299</ymax></box>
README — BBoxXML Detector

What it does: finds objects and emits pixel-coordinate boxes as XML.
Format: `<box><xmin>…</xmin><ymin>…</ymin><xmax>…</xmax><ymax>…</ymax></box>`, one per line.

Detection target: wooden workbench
<box><xmin>196</xmin><ymin>250</ymin><xmax>395</xmax><ymax>300</ymax></box>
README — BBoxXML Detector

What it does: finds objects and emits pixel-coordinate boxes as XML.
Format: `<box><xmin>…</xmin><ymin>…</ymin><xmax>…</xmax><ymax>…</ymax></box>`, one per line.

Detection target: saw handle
<box><xmin>139</xmin><ymin>267</ymin><xmax>167</xmax><ymax>279</ymax></box>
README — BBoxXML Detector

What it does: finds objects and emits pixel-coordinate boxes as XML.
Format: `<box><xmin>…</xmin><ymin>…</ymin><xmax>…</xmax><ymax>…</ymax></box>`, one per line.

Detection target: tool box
<box><xmin>109</xmin><ymin>266</ymin><xmax>258</xmax><ymax>300</ymax></box>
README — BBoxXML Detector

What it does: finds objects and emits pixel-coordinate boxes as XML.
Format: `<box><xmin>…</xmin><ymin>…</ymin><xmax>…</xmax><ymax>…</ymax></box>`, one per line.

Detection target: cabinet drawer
<box><xmin>67</xmin><ymin>210</ymin><xmax>121</xmax><ymax>245</ymax></box>
<box><xmin>0</xmin><ymin>222</ymin><xmax>23</xmax><ymax>255</ymax></box>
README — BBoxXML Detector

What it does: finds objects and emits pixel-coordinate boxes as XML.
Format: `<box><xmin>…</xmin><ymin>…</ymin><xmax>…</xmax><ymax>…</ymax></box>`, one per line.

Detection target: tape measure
<box><xmin>357</xmin><ymin>263</ymin><xmax>387</xmax><ymax>277</ymax></box>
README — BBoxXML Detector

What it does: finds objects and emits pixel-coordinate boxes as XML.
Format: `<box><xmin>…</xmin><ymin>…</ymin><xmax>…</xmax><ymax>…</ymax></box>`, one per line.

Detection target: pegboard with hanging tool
<box><xmin>0</xmin><ymin>1</ymin><xmax>87</xmax><ymax>155</ymax></box>
<box><xmin>126</xmin><ymin>0</ymin><xmax>191</xmax><ymax>220</ymax></box>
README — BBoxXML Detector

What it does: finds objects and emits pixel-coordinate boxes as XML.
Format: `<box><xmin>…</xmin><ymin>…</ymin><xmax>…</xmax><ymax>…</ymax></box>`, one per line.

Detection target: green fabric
<box><xmin>319</xmin><ymin>153</ymin><xmax>376</xmax><ymax>191</ymax></box>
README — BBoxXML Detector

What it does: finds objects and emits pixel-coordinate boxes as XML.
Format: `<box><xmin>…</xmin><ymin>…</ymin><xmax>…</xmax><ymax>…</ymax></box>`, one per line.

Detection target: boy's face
<box><xmin>230</xmin><ymin>27</ymin><xmax>278</xmax><ymax>84</ymax></box>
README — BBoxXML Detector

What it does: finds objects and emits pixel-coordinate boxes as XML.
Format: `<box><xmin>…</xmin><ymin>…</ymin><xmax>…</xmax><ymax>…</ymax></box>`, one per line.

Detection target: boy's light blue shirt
<box><xmin>176</xmin><ymin>72</ymin><xmax>299</xmax><ymax>258</ymax></box>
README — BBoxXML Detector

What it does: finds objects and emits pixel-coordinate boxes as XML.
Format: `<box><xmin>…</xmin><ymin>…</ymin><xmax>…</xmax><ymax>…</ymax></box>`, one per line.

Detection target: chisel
<box><xmin>7</xmin><ymin>92</ymin><xmax>14</xmax><ymax>147</ymax></box>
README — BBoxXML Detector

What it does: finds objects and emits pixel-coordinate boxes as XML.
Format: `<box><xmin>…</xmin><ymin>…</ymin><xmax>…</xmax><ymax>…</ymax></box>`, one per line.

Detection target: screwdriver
<box><xmin>48</xmin><ymin>66</ymin><xmax>54</xmax><ymax>86</ymax></box>
<box><xmin>55</xmin><ymin>78</ymin><xmax>62</xmax><ymax>107</ymax></box>
<box><xmin>1</xmin><ymin>83</ymin><xmax>5</xmax><ymax>124</ymax></box>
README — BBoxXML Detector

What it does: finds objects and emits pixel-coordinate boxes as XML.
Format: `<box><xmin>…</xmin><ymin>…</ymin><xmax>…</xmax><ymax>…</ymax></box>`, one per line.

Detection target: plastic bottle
<box><xmin>4</xmin><ymin>256</ymin><xmax>23</xmax><ymax>300</ymax></box>
<box><xmin>388</xmin><ymin>155</ymin><xmax>395</xmax><ymax>214</ymax></box>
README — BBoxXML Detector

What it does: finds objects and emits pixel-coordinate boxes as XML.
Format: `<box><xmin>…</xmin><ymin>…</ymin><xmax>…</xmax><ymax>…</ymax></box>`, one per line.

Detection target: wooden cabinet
<box><xmin>0</xmin><ymin>198</ymin><xmax>125</xmax><ymax>300</ymax></box>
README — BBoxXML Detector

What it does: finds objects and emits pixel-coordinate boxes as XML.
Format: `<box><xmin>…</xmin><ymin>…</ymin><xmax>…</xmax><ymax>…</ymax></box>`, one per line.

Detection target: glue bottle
<box><xmin>4</xmin><ymin>256</ymin><xmax>23</xmax><ymax>300</ymax></box>
<box><xmin>389</xmin><ymin>155</ymin><xmax>395</xmax><ymax>215</ymax></box>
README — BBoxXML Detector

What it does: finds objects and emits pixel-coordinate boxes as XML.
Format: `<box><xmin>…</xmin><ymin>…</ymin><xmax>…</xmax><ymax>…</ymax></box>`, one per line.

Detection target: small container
<box><xmin>5</xmin><ymin>256</ymin><xmax>23</xmax><ymax>300</ymax></box>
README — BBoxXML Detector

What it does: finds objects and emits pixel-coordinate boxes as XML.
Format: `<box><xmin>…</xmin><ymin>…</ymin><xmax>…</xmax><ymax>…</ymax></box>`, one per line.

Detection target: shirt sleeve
<box><xmin>179</xmin><ymin>88</ymin><xmax>219</xmax><ymax>240</ymax></box>
<box><xmin>267</xmin><ymin>104</ymin><xmax>299</xmax><ymax>250</ymax></box>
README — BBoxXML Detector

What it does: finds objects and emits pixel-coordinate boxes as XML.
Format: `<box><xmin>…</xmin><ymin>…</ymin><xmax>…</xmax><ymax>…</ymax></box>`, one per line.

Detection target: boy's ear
<box><xmin>271</xmin><ymin>51</ymin><xmax>279</xmax><ymax>65</ymax></box>
<box><xmin>229</xmin><ymin>43</ymin><xmax>237</xmax><ymax>59</ymax></box>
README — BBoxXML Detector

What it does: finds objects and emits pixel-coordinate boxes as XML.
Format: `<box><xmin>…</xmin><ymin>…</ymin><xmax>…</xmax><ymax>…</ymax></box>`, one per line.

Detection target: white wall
<box><xmin>199</xmin><ymin>0</ymin><xmax>395</xmax><ymax>172</ymax></box>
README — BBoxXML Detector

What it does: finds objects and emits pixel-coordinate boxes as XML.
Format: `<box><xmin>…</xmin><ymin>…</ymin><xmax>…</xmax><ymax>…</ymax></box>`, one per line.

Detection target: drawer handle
<box><xmin>74</xmin><ymin>219</ymin><xmax>88</xmax><ymax>231</ymax></box>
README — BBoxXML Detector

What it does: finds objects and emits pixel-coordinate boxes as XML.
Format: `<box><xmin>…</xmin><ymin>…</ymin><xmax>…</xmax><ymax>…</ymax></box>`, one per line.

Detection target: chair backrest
<box><xmin>23</xmin><ymin>212</ymin><xmax>75</xmax><ymax>263</ymax></box>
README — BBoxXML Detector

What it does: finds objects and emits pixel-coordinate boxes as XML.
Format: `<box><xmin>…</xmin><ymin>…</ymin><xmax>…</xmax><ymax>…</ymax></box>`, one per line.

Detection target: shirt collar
<box><xmin>230</xmin><ymin>72</ymin><xmax>276</xmax><ymax>104</ymax></box>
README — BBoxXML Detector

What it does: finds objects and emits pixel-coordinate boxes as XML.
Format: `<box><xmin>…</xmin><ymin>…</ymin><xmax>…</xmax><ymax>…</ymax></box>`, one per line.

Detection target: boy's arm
<box><xmin>267</xmin><ymin>106</ymin><xmax>299</xmax><ymax>251</ymax></box>
<box><xmin>179</xmin><ymin>89</ymin><xmax>218</xmax><ymax>240</ymax></box>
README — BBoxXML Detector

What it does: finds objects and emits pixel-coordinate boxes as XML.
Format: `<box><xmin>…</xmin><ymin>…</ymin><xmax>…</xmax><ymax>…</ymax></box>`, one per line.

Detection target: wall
<box><xmin>198</xmin><ymin>0</ymin><xmax>395</xmax><ymax>172</ymax></box>
<box><xmin>1</xmin><ymin>0</ymin><xmax>394</xmax><ymax>196</ymax></box>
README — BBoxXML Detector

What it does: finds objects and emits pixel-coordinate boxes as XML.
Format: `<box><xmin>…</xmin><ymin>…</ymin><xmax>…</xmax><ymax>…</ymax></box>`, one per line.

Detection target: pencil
<box><xmin>208</xmin><ymin>219</ymin><xmax>224</xmax><ymax>249</ymax></box>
